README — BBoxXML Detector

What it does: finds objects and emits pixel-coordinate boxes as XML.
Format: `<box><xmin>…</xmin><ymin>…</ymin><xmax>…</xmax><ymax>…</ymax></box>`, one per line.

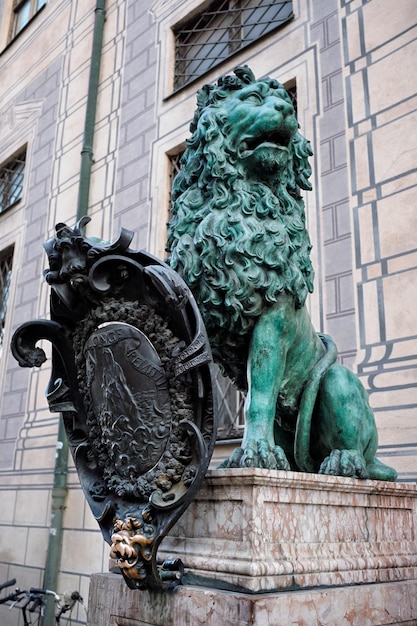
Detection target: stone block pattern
<box><xmin>342</xmin><ymin>0</ymin><xmax>417</xmax><ymax>480</ymax></box>
<box><xmin>0</xmin><ymin>2</ymin><xmax>134</xmax><ymax>620</ymax></box>
<box><xmin>310</xmin><ymin>4</ymin><xmax>357</xmax><ymax>368</ymax></box>
<box><xmin>0</xmin><ymin>58</ymin><xmax>61</xmax><ymax>472</ymax></box>
<box><xmin>113</xmin><ymin>0</ymin><xmax>158</xmax><ymax>250</ymax></box>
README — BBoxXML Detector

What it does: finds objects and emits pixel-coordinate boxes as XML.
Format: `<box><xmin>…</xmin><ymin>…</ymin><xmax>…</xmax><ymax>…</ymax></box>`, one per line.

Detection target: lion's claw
<box><xmin>319</xmin><ymin>449</ymin><xmax>369</xmax><ymax>479</ymax></box>
<box><xmin>219</xmin><ymin>439</ymin><xmax>291</xmax><ymax>470</ymax></box>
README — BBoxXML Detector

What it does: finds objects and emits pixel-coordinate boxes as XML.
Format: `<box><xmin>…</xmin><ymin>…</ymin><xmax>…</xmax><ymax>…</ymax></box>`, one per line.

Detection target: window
<box><xmin>173</xmin><ymin>0</ymin><xmax>293</xmax><ymax>90</ymax></box>
<box><xmin>168</xmin><ymin>151</ymin><xmax>183</xmax><ymax>195</ymax></box>
<box><xmin>0</xmin><ymin>150</ymin><xmax>26</xmax><ymax>215</ymax></box>
<box><xmin>214</xmin><ymin>368</ymin><xmax>245</xmax><ymax>439</ymax></box>
<box><xmin>286</xmin><ymin>79</ymin><xmax>297</xmax><ymax>117</ymax></box>
<box><xmin>10</xmin><ymin>0</ymin><xmax>46</xmax><ymax>39</ymax></box>
<box><xmin>0</xmin><ymin>247</ymin><xmax>14</xmax><ymax>359</ymax></box>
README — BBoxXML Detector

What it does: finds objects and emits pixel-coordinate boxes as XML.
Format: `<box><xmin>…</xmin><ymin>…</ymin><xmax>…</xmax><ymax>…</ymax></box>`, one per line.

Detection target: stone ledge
<box><xmin>87</xmin><ymin>572</ymin><xmax>417</xmax><ymax>626</ymax></box>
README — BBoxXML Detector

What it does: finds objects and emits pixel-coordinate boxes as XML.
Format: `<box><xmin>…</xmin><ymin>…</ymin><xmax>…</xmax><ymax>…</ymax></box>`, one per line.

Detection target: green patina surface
<box><xmin>167</xmin><ymin>66</ymin><xmax>396</xmax><ymax>481</ymax></box>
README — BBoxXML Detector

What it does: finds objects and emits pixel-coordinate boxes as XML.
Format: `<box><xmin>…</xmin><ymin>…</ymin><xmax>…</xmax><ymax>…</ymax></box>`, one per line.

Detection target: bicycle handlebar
<box><xmin>0</xmin><ymin>578</ymin><xmax>16</xmax><ymax>591</ymax></box>
<box><xmin>29</xmin><ymin>587</ymin><xmax>60</xmax><ymax>599</ymax></box>
<box><xmin>29</xmin><ymin>596</ymin><xmax>43</xmax><ymax>613</ymax></box>
<box><xmin>0</xmin><ymin>581</ymin><xmax>85</xmax><ymax>621</ymax></box>
<box><xmin>0</xmin><ymin>590</ymin><xmax>24</xmax><ymax>605</ymax></box>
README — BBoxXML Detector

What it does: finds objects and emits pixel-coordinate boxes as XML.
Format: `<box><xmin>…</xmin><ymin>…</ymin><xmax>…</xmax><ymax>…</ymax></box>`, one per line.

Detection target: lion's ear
<box><xmin>191</xmin><ymin>84</ymin><xmax>215</xmax><ymax>132</ymax></box>
<box><xmin>233</xmin><ymin>65</ymin><xmax>256</xmax><ymax>84</ymax></box>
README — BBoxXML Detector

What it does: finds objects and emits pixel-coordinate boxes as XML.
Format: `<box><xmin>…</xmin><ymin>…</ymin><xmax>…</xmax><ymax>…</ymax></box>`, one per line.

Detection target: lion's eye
<box><xmin>241</xmin><ymin>92</ymin><xmax>263</xmax><ymax>105</ymax></box>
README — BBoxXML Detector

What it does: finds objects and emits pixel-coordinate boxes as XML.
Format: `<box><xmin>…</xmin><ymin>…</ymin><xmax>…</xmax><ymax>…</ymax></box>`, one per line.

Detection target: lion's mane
<box><xmin>167</xmin><ymin>67</ymin><xmax>315</xmax><ymax>389</ymax></box>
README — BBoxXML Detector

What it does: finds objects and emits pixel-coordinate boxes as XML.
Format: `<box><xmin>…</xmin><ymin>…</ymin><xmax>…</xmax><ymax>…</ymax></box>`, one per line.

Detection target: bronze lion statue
<box><xmin>166</xmin><ymin>66</ymin><xmax>396</xmax><ymax>481</ymax></box>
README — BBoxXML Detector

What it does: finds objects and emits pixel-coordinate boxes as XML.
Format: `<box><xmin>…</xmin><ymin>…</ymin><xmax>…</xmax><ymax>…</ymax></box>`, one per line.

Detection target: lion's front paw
<box><xmin>219</xmin><ymin>439</ymin><xmax>291</xmax><ymax>470</ymax></box>
<box><xmin>319</xmin><ymin>449</ymin><xmax>369</xmax><ymax>479</ymax></box>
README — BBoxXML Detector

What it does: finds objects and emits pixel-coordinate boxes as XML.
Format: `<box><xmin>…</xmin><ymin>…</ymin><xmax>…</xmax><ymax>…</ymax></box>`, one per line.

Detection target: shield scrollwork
<box><xmin>11</xmin><ymin>217</ymin><xmax>217</xmax><ymax>590</ymax></box>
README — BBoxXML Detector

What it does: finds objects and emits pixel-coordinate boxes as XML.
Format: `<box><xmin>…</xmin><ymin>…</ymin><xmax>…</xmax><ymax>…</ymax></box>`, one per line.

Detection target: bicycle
<box><xmin>0</xmin><ymin>578</ymin><xmax>86</xmax><ymax>625</ymax></box>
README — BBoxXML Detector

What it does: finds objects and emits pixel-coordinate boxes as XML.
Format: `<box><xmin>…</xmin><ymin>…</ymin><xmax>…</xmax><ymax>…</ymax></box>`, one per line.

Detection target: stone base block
<box><xmin>91</xmin><ymin>470</ymin><xmax>417</xmax><ymax>625</ymax></box>
<box><xmin>87</xmin><ymin>572</ymin><xmax>417</xmax><ymax>625</ymax></box>
<box><xmin>159</xmin><ymin>469</ymin><xmax>417</xmax><ymax>592</ymax></box>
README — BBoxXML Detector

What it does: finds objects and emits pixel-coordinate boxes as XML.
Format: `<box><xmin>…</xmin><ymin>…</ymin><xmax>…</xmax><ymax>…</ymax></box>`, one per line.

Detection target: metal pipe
<box><xmin>77</xmin><ymin>0</ymin><xmax>107</xmax><ymax>220</ymax></box>
<box><xmin>40</xmin><ymin>416</ymin><xmax>69</xmax><ymax>626</ymax></box>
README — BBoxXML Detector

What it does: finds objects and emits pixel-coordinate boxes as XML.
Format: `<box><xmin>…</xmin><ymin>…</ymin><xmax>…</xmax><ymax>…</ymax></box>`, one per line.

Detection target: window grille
<box><xmin>0</xmin><ymin>248</ymin><xmax>14</xmax><ymax>359</ymax></box>
<box><xmin>168</xmin><ymin>152</ymin><xmax>183</xmax><ymax>192</ymax></box>
<box><xmin>0</xmin><ymin>151</ymin><xmax>26</xmax><ymax>214</ymax></box>
<box><xmin>167</xmin><ymin>151</ymin><xmax>184</xmax><ymax>230</ymax></box>
<box><xmin>214</xmin><ymin>368</ymin><xmax>245</xmax><ymax>439</ymax></box>
<box><xmin>173</xmin><ymin>0</ymin><xmax>293</xmax><ymax>90</ymax></box>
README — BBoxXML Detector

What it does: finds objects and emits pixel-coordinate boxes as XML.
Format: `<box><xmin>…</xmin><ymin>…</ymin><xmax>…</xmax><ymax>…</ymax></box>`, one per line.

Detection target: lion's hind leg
<box><xmin>365</xmin><ymin>458</ymin><xmax>397</xmax><ymax>481</ymax></box>
<box><xmin>319</xmin><ymin>449</ymin><xmax>369</xmax><ymax>478</ymax></box>
<box><xmin>315</xmin><ymin>364</ymin><xmax>397</xmax><ymax>481</ymax></box>
<box><xmin>319</xmin><ymin>450</ymin><xmax>397</xmax><ymax>481</ymax></box>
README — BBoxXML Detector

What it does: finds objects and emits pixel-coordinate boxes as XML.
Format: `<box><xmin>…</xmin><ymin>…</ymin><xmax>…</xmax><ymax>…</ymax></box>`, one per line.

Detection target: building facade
<box><xmin>0</xmin><ymin>0</ymin><xmax>416</xmax><ymax>623</ymax></box>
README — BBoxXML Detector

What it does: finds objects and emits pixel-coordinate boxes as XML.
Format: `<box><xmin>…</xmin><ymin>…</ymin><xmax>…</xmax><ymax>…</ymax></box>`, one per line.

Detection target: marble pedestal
<box><xmin>87</xmin><ymin>469</ymin><xmax>417</xmax><ymax>626</ymax></box>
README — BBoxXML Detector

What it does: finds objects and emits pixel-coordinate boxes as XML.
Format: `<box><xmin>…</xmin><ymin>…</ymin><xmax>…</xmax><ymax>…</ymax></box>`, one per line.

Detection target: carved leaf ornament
<box><xmin>11</xmin><ymin>217</ymin><xmax>217</xmax><ymax>589</ymax></box>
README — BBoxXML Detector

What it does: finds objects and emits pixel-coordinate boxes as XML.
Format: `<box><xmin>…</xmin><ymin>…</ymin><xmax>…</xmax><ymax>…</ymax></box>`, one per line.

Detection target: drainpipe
<box><xmin>40</xmin><ymin>417</ymin><xmax>68</xmax><ymax>626</ymax></box>
<box><xmin>77</xmin><ymin>0</ymin><xmax>107</xmax><ymax>221</ymax></box>
<box><xmin>41</xmin><ymin>2</ymin><xmax>106</xmax><ymax>624</ymax></box>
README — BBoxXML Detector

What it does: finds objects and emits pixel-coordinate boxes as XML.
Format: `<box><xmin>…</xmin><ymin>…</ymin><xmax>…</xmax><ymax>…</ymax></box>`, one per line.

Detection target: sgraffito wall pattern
<box><xmin>342</xmin><ymin>0</ymin><xmax>417</xmax><ymax>479</ymax></box>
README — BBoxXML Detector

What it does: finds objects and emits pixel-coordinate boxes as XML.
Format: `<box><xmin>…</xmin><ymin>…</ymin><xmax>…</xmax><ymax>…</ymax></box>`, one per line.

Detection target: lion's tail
<box><xmin>294</xmin><ymin>334</ymin><xmax>338</xmax><ymax>472</ymax></box>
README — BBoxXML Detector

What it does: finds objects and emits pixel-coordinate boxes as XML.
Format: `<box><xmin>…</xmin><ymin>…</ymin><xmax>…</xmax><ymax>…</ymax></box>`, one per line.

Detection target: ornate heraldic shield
<box><xmin>11</xmin><ymin>217</ymin><xmax>217</xmax><ymax>589</ymax></box>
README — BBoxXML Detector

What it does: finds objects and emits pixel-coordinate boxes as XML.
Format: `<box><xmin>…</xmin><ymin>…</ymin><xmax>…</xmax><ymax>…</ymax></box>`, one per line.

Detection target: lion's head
<box><xmin>167</xmin><ymin>66</ymin><xmax>315</xmax><ymax>388</ymax></box>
